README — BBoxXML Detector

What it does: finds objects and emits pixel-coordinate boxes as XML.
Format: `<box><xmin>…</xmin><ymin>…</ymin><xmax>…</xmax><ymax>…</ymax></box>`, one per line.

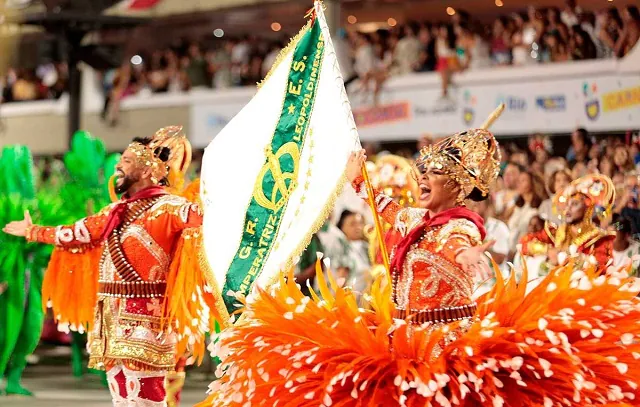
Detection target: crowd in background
<box><xmin>1</xmin><ymin>2</ymin><xmax>638</xmax><ymax>111</ymax></box>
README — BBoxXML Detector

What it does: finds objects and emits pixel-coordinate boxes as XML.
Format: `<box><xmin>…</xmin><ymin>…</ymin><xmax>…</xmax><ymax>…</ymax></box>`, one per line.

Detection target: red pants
<box><xmin>107</xmin><ymin>366</ymin><xmax>167</xmax><ymax>406</ymax></box>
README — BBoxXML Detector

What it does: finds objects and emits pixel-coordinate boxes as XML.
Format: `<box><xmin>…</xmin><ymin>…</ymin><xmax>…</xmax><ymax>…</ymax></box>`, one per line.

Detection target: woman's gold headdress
<box><xmin>416</xmin><ymin>128</ymin><xmax>501</xmax><ymax>198</ymax></box>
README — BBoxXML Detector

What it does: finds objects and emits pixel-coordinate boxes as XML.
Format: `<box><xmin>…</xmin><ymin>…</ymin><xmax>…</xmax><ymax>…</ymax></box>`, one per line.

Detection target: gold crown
<box><xmin>369</xmin><ymin>155</ymin><xmax>420</xmax><ymax>207</ymax></box>
<box><xmin>553</xmin><ymin>174</ymin><xmax>616</xmax><ymax>220</ymax></box>
<box><xmin>126</xmin><ymin>126</ymin><xmax>190</xmax><ymax>185</ymax></box>
<box><xmin>417</xmin><ymin>128</ymin><xmax>501</xmax><ymax>198</ymax></box>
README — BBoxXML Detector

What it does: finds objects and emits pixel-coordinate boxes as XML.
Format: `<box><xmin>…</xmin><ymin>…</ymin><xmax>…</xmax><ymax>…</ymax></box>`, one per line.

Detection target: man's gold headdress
<box><xmin>126</xmin><ymin>125</ymin><xmax>192</xmax><ymax>186</ymax></box>
<box><xmin>416</xmin><ymin>128</ymin><xmax>501</xmax><ymax>199</ymax></box>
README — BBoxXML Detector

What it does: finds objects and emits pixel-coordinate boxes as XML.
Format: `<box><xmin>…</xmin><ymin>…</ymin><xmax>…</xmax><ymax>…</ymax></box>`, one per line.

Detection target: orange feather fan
<box><xmin>198</xmin><ymin>259</ymin><xmax>640</xmax><ymax>407</ymax></box>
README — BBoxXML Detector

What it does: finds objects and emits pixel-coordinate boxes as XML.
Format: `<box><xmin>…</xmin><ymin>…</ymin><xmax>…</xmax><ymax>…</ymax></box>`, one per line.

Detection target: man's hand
<box><xmin>457</xmin><ymin>240</ymin><xmax>495</xmax><ymax>282</ymax></box>
<box><xmin>0</xmin><ymin>282</ymin><xmax>6</xmax><ymax>295</ymax></box>
<box><xmin>2</xmin><ymin>210</ymin><xmax>33</xmax><ymax>237</ymax></box>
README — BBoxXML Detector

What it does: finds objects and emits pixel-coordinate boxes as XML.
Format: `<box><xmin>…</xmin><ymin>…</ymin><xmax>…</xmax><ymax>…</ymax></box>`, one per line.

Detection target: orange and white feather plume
<box><xmin>198</xmin><ymin>255</ymin><xmax>640</xmax><ymax>407</ymax></box>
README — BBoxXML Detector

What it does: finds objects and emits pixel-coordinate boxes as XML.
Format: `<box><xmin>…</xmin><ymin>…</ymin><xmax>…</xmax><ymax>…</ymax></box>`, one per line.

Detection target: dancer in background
<box><xmin>519</xmin><ymin>174</ymin><xmax>615</xmax><ymax>273</ymax></box>
<box><xmin>0</xmin><ymin>146</ymin><xmax>46</xmax><ymax>396</ymax></box>
<box><xmin>3</xmin><ymin>127</ymin><xmax>221</xmax><ymax>406</ymax></box>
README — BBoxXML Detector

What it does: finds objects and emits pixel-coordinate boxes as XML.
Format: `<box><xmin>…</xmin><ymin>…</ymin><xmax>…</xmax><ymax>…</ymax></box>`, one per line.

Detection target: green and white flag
<box><xmin>200</xmin><ymin>2</ymin><xmax>360</xmax><ymax>315</ymax></box>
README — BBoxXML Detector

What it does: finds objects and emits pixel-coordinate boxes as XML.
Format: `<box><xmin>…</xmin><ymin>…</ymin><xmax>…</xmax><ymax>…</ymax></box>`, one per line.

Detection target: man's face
<box><xmin>564</xmin><ymin>195</ymin><xmax>587</xmax><ymax>225</ymax></box>
<box><xmin>114</xmin><ymin>149</ymin><xmax>144</xmax><ymax>194</ymax></box>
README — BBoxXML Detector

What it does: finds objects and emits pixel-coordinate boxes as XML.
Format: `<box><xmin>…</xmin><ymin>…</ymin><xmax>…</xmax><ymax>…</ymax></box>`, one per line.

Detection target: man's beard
<box><xmin>115</xmin><ymin>174</ymin><xmax>137</xmax><ymax>194</ymax></box>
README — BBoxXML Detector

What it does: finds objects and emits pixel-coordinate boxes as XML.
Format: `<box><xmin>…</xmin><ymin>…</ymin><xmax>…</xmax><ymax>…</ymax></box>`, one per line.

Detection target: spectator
<box><xmin>609</xmin><ymin>215</ymin><xmax>640</xmax><ymax>276</ymax></box>
<box><xmin>319</xmin><ymin>210</ymin><xmax>370</xmax><ymax>292</ymax></box>
<box><xmin>570</xmin><ymin>25</ymin><xmax>597</xmax><ymax>60</ymax></box>
<box><xmin>209</xmin><ymin>41</ymin><xmax>233</xmax><ymax>89</ymax></box>
<box><xmin>616</xmin><ymin>5</ymin><xmax>640</xmax><ymax>58</ymax></box>
<box><xmin>261</xmin><ymin>40</ymin><xmax>282</xmax><ymax>78</ymax></box>
<box><xmin>231</xmin><ymin>36</ymin><xmax>251</xmax><ymax>86</ymax></box>
<box><xmin>334</xmin><ymin>29</ymin><xmax>356</xmax><ymax>86</ymax></box>
<box><xmin>12</xmin><ymin>69</ymin><xmax>39</xmax><ymax>102</ymax></box>
<box><xmin>491</xmin><ymin>17</ymin><xmax>512</xmax><ymax>65</ymax></box>
<box><xmin>599</xmin><ymin>156</ymin><xmax>615</xmax><ymax>178</ymax></box>
<box><xmin>507</xmin><ymin>170</ymin><xmax>546</xmax><ymax>256</ymax></box>
<box><xmin>495</xmin><ymin>162</ymin><xmax>521</xmax><ymax>220</ymax></box>
<box><xmin>614</xmin><ymin>145</ymin><xmax>635</xmax><ymax>173</ymax></box>
<box><xmin>457</xmin><ymin>23</ymin><xmax>491</xmax><ymax>70</ymax></box>
<box><xmin>511</xmin><ymin>13</ymin><xmax>536</xmax><ymax>65</ymax></box>
<box><xmin>561</xmin><ymin>0</ymin><xmax>582</xmax><ymax>28</ymax></box>
<box><xmin>567</xmin><ymin>128</ymin><xmax>591</xmax><ymax>164</ymax></box>
<box><xmin>185</xmin><ymin>43</ymin><xmax>209</xmax><ymax>89</ymax></box>
<box><xmin>436</xmin><ymin>24</ymin><xmax>459</xmax><ymax>98</ymax></box>
<box><xmin>241</xmin><ymin>52</ymin><xmax>264</xmax><ymax>86</ymax></box>
<box><xmin>598</xmin><ymin>7</ymin><xmax>623</xmax><ymax>58</ymax></box>
<box><xmin>416</xmin><ymin>23</ymin><xmax>436</xmax><ymax>72</ymax></box>
<box><xmin>542</xmin><ymin>31</ymin><xmax>570</xmax><ymax>62</ymax></box>
<box><xmin>391</xmin><ymin>22</ymin><xmax>422</xmax><ymax>75</ymax></box>
<box><xmin>547</xmin><ymin>8</ymin><xmax>571</xmax><ymax>44</ymax></box>
<box><xmin>353</xmin><ymin>32</ymin><xmax>376</xmax><ymax>85</ymax></box>
<box><xmin>147</xmin><ymin>51</ymin><xmax>170</xmax><ymax>93</ymax></box>
<box><xmin>468</xmin><ymin>199</ymin><xmax>510</xmax><ymax>274</ymax></box>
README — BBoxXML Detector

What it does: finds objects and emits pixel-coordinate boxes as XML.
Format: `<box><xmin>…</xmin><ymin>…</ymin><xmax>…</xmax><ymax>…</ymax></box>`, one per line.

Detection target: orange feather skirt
<box><xmin>198</xmin><ymin>261</ymin><xmax>640</xmax><ymax>407</ymax></box>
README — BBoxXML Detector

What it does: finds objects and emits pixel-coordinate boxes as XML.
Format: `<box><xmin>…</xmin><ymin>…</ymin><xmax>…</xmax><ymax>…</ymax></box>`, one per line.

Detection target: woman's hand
<box><xmin>346</xmin><ymin>149</ymin><xmax>367</xmax><ymax>184</ymax></box>
<box><xmin>456</xmin><ymin>240</ymin><xmax>495</xmax><ymax>282</ymax></box>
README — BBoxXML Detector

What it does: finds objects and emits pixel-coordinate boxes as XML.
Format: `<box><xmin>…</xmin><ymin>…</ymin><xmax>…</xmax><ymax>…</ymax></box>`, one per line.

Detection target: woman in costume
<box><xmin>200</xmin><ymin>126</ymin><xmax>640</xmax><ymax>407</ymax></box>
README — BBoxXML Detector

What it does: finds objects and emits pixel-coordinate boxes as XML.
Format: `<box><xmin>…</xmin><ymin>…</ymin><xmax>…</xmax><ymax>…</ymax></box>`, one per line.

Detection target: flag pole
<box><xmin>360</xmin><ymin>164</ymin><xmax>392</xmax><ymax>283</ymax></box>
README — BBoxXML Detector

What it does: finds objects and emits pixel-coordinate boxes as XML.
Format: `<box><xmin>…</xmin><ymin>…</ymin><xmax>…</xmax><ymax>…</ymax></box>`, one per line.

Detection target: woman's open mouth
<box><xmin>420</xmin><ymin>184</ymin><xmax>431</xmax><ymax>201</ymax></box>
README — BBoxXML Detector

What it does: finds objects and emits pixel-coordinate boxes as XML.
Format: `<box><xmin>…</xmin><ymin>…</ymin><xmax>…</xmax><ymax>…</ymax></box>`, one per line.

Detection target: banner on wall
<box><xmin>190</xmin><ymin>66</ymin><xmax>640</xmax><ymax>145</ymax></box>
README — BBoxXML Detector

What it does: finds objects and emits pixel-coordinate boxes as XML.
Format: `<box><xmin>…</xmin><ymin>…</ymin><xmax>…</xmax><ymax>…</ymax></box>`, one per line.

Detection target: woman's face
<box><xmin>503</xmin><ymin>164</ymin><xmax>520</xmax><ymax>189</ymax></box>
<box><xmin>614</xmin><ymin>147</ymin><xmax>629</xmax><ymax>167</ymax></box>
<box><xmin>554</xmin><ymin>172</ymin><xmax>571</xmax><ymax>193</ymax></box>
<box><xmin>418</xmin><ymin>166</ymin><xmax>459</xmax><ymax>212</ymax></box>
<box><xmin>588</xmin><ymin>144</ymin><xmax>600</xmax><ymax>160</ymax></box>
<box><xmin>517</xmin><ymin>172</ymin><xmax>532</xmax><ymax>195</ymax></box>
<box><xmin>340</xmin><ymin>213</ymin><xmax>364</xmax><ymax>241</ymax></box>
<box><xmin>599</xmin><ymin>157</ymin><xmax>614</xmax><ymax>176</ymax></box>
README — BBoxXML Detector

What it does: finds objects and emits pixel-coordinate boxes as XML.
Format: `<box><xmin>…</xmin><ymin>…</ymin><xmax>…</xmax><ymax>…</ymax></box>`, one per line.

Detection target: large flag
<box><xmin>200</xmin><ymin>2</ymin><xmax>360</xmax><ymax>316</ymax></box>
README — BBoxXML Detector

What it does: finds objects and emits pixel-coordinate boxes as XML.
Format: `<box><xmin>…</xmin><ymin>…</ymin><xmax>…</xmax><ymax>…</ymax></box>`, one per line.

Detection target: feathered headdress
<box><xmin>416</xmin><ymin>129</ymin><xmax>501</xmax><ymax>198</ymax></box>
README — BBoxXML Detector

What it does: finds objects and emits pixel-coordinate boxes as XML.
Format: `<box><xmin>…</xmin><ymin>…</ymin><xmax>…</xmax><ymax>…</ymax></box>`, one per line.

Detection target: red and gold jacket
<box><xmin>26</xmin><ymin>188</ymin><xmax>222</xmax><ymax>372</ymax></box>
<box><xmin>519</xmin><ymin>222</ymin><xmax>615</xmax><ymax>271</ymax></box>
<box><xmin>352</xmin><ymin>176</ymin><xmax>484</xmax><ymax>317</ymax></box>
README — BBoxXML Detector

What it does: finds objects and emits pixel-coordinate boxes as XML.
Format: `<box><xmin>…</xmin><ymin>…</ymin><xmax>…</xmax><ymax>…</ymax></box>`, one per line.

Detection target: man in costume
<box><xmin>3</xmin><ymin>127</ymin><xmax>220</xmax><ymax>406</ymax></box>
<box><xmin>519</xmin><ymin>174</ymin><xmax>615</xmax><ymax>271</ymax></box>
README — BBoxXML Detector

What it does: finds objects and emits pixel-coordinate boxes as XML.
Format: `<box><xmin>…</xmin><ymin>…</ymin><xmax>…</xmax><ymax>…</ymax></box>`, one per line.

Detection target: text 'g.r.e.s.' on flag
<box><xmin>199</xmin><ymin>1</ymin><xmax>360</xmax><ymax>321</ymax></box>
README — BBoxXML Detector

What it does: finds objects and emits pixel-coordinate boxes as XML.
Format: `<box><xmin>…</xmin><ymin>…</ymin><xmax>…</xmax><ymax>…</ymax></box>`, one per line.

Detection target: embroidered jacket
<box><xmin>519</xmin><ymin>222</ymin><xmax>615</xmax><ymax>271</ymax></box>
<box><xmin>352</xmin><ymin>178</ymin><xmax>481</xmax><ymax>312</ymax></box>
<box><xmin>26</xmin><ymin>194</ymin><xmax>205</xmax><ymax>372</ymax></box>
